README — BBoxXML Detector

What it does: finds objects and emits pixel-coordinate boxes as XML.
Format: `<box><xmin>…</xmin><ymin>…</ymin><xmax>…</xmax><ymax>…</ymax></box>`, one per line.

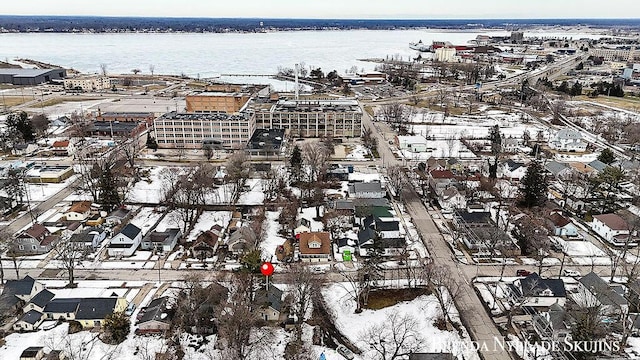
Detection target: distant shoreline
<box><xmin>0</xmin><ymin>16</ymin><xmax>639</xmax><ymax>34</ymax></box>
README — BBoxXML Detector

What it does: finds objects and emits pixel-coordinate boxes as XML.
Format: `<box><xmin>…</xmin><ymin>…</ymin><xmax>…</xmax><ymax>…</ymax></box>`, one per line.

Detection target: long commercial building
<box><xmin>255</xmin><ymin>98</ymin><xmax>362</xmax><ymax>138</ymax></box>
<box><xmin>153</xmin><ymin>111</ymin><xmax>256</xmax><ymax>150</ymax></box>
<box><xmin>0</xmin><ymin>69</ymin><xmax>66</xmax><ymax>85</ymax></box>
<box><xmin>186</xmin><ymin>92</ymin><xmax>252</xmax><ymax>113</ymax></box>
<box><xmin>63</xmin><ymin>76</ymin><xmax>112</xmax><ymax>92</ymax></box>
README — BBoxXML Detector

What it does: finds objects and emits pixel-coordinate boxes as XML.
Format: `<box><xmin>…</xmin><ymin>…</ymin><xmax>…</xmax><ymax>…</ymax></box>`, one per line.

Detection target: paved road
<box><xmin>360</xmin><ymin>108</ymin><xmax>512</xmax><ymax>360</ymax></box>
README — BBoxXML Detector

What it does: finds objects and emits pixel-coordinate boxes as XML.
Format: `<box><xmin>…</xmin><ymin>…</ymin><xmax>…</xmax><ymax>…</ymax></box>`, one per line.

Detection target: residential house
<box><xmin>298</xmin><ymin>232</ymin><xmax>331</xmax><ymax>262</ymax></box>
<box><xmin>23</xmin><ymin>289</ymin><xmax>55</xmax><ymax>313</ymax></box>
<box><xmin>43</xmin><ymin>298</ymin><xmax>80</xmax><ymax>321</ymax></box>
<box><xmin>69</xmin><ymin>227</ymin><xmax>108</xmax><ymax>250</ymax></box>
<box><xmin>591</xmin><ymin>213</ymin><xmax>637</xmax><ymax>246</ymax></box>
<box><xmin>136</xmin><ymin>297</ymin><xmax>173</xmax><ymax>335</ymax></box>
<box><xmin>63</xmin><ymin>201</ymin><xmax>92</xmax><ymax>222</ymax></box>
<box><xmin>548</xmin><ymin>212</ymin><xmax>579</xmax><ymax>237</ymax></box>
<box><xmin>347</xmin><ymin>181</ymin><xmax>386</xmax><ymax>199</ymax></box>
<box><xmin>435</xmin><ymin>186</ymin><xmax>467</xmax><ymax>211</ymax></box>
<box><xmin>19</xmin><ymin>347</ymin><xmax>45</xmax><ymax>360</ymax></box>
<box><xmin>13</xmin><ymin>310</ymin><xmax>45</xmax><ymax>332</ymax></box>
<box><xmin>588</xmin><ymin>160</ymin><xmax>609</xmax><ymax>174</ymax></box>
<box><xmin>576</xmin><ymin>272</ymin><xmax>628</xmax><ymax>317</ymax></box>
<box><xmin>517</xmin><ymin>273</ymin><xmax>567</xmax><ymax>307</ymax></box>
<box><xmin>502</xmin><ymin>137</ymin><xmax>522</xmax><ymax>153</ymax></box>
<box><xmin>0</xmin><ymin>275</ymin><xmax>45</xmax><ymax>319</ymax></box>
<box><xmin>107</xmin><ymin>223</ymin><xmax>143</xmax><ymax>257</ymax></box>
<box><xmin>141</xmin><ymin>228</ymin><xmax>182</xmax><ymax>253</ymax></box>
<box><xmin>254</xmin><ymin>285</ymin><xmax>284</xmax><ymax>322</ymax></box>
<box><xmin>498</xmin><ymin>160</ymin><xmax>528</xmax><ymax>180</ymax></box>
<box><xmin>227</xmin><ymin>227</ymin><xmax>256</xmax><ymax>255</ymax></box>
<box><xmin>74</xmin><ymin>297</ymin><xmax>127</xmax><ymax>328</ymax></box>
<box><xmin>12</xmin><ymin>143</ymin><xmax>39</xmax><ymax>156</ymax></box>
<box><xmin>363</xmin><ymin>215</ymin><xmax>401</xmax><ymax>239</ymax></box>
<box><xmin>51</xmin><ymin>140</ymin><xmax>71</xmax><ymax>156</ymax></box>
<box><xmin>396</xmin><ymin>135</ymin><xmax>429</xmax><ymax>153</ymax></box>
<box><xmin>335</xmin><ymin>238</ymin><xmax>357</xmax><ymax>259</ymax></box>
<box><xmin>294</xmin><ymin>218</ymin><xmax>311</xmax><ymax>236</ymax></box>
<box><xmin>533</xmin><ymin>303</ymin><xmax>571</xmax><ymax>342</ymax></box>
<box><xmin>357</xmin><ymin>215</ymin><xmax>405</xmax><ymax>257</ymax></box>
<box><xmin>545</xmin><ymin>161</ymin><xmax>574</xmax><ymax>179</ymax></box>
<box><xmin>191</xmin><ymin>228</ymin><xmax>221</xmax><ymax>260</ymax></box>
<box><xmin>14</xmin><ymin>224</ymin><xmax>58</xmax><ymax>255</ymax></box>
<box><xmin>105</xmin><ymin>208</ymin><xmax>130</xmax><ymax>225</ymax></box>
<box><xmin>454</xmin><ymin>210</ymin><xmax>514</xmax><ymax>253</ymax></box>
<box><xmin>548</xmin><ymin>128</ymin><xmax>587</xmax><ymax>152</ymax></box>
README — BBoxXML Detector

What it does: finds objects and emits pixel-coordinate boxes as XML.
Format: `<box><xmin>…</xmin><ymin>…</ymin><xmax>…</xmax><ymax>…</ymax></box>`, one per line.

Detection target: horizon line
<box><xmin>1</xmin><ymin>15</ymin><xmax>640</xmax><ymax>21</ymax></box>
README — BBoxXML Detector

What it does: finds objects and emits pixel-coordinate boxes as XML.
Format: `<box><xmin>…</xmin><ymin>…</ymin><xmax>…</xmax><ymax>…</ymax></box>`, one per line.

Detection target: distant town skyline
<box><xmin>1</xmin><ymin>0</ymin><xmax>638</xmax><ymax>19</ymax></box>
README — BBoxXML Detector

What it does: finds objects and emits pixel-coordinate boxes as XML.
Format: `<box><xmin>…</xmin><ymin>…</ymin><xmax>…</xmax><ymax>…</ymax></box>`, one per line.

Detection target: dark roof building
<box><xmin>0</xmin><ymin>68</ymin><xmax>66</xmax><ymax>85</ymax></box>
<box><xmin>28</xmin><ymin>289</ymin><xmax>55</xmax><ymax>309</ymax></box>
<box><xmin>120</xmin><ymin>223</ymin><xmax>142</xmax><ymax>240</ymax></box>
<box><xmin>75</xmin><ymin>298</ymin><xmax>118</xmax><ymax>320</ymax></box>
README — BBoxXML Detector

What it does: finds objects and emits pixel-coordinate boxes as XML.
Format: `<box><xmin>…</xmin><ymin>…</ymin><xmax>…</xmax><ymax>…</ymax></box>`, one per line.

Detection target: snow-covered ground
<box><xmin>129</xmin><ymin>207</ymin><xmax>164</xmax><ymax>236</ymax></box>
<box><xmin>185</xmin><ymin>211</ymin><xmax>232</xmax><ymax>243</ymax></box>
<box><xmin>260</xmin><ymin>211</ymin><xmax>287</xmax><ymax>262</ymax></box>
<box><xmin>127</xmin><ymin>166</ymin><xmax>166</xmax><ymax>204</ymax></box>
<box><xmin>323</xmin><ymin>283</ymin><xmax>479</xmax><ymax>360</ymax></box>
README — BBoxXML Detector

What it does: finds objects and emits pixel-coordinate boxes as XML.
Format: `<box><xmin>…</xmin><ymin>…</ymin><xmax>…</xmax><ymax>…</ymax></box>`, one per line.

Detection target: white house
<box><xmin>498</xmin><ymin>160</ymin><xmax>528</xmax><ymax>180</ymax></box>
<box><xmin>348</xmin><ymin>181</ymin><xmax>386</xmax><ymax>199</ymax></box>
<box><xmin>396</xmin><ymin>135</ymin><xmax>429</xmax><ymax>153</ymax></box>
<box><xmin>141</xmin><ymin>228</ymin><xmax>181</xmax><ymax>253</ymax></box>
<box><xmin>107</xmin><ymin>223</ymin><xmax>143</xmax><ymax>257</ymax></box>
<box><xmin>518</xmin><ymin>273</ymin><xmax>567</xmax><ymax>308</ymax></box>
<box><xmin>64</xmin><ymin>201</ymin><xmax>92</xmax><ymax>222</ymax></box>
<box><xmin>549</xmin><ymin>212</ymin><xmax>579</xmax><ymax>237</ymax></box>
<box><xmin>69</xmin><ymin>227</ymin><xmax>108</xmax><ymax>250</ymax></box>
<box><xmin>548</xmin><ymin>128</ymin><xmax>587</xmax><ymax>153</ymax></box>
<box><xmin>576</xmin><ymin>272</ymin><xmax>628</xmax><ymax>316</ymax></box>
<box><xmin>13</xmin><ymin>310</ymin><xmax>45</xmax><ymax>332</ymax></box>
<box><xmin>591</xmin><ymin>213</ymin><xmax>636</xmax><ymax>246</ymax></box>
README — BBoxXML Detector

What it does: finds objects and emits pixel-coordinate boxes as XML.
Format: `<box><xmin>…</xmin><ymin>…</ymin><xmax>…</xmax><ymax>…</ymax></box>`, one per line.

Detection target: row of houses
<box><xmin>0</xmin><ymin>276</ymin><xmax>127</xmax><ymax>332</ymax></box>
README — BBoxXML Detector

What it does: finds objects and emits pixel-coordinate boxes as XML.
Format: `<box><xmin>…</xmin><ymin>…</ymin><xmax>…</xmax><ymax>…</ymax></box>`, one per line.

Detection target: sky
<box><xmin>1</xmin><ymin>0</ymin><xmax>638</xmax><ymax>19</ymax></box>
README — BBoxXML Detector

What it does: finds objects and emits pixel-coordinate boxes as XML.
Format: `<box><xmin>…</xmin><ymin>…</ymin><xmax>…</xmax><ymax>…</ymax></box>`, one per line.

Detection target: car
<box><xmin>516</xmin><ymin>269</ymin><xmax>531</xmax><ymax>277</ymax></box>
<box><xmin>125</xmin><ymin>302</ymin><xmax>136</xmax><ymax>316</ymax></box>
<box><xmin>311</xmin><ymin>266</ymin><xmax>326</xmax><ymax>274</ymax></box>
<box><xmin>563</xmin><ymin>269</ymin><xmax>581</xmax><ymax>277</ymax></box>
<box><xmin>336</xmin><ymin>345</ymin><xmax>355</xmax><ymax>360</ymax></box>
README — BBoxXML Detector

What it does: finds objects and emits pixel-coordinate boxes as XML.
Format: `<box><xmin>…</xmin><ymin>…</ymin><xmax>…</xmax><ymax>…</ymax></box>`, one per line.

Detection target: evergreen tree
<box><xmin>489</xmin><ymin>124</ymin><xmax>502</xmax><ymax>156</ymax></box>
<box><xmin>6</xmin><ymin>111</ymin><xmax>35</xmax><ymax>143</ymax></box>
<box><xmin>102</xmin><ymin>312</ymin><xmax>130</xmax><ymax>344</ymax></box>
<box><xmin>290</xmin><ymin>145</ymin><xmax>303</xmax><ymax>182</ymax></box>
<box><xmin>519</xmin><ymin>160</ymin><xmax>548</xmax><ymax>208</ymax></box>
<box><xmin>597</xmin><ymin>148</ymin><xmax>615</xmax><ymax>165</ymax></box>
<box><xmin>98</xmin><ymin>169</ymin><xmax>121</xmax><ymax>211</ymax></box>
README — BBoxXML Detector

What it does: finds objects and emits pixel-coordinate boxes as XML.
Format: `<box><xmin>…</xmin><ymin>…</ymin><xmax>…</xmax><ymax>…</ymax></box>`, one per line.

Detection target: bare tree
<box><xmin>120</xmin><ymin>137</ymin><xmax>141</xmax><ymax>169</ymax></box>
<box><xmin>286</xmin><ymin>265</ymin><xmax>323</xmax><ymax>341</ymax></box>
<box><xmin>429</xmin><ymin>265</ymin><xmax>462</xmax><ymax>324</ymax></box>
<box><xmin>53</xmin><ymin>237</ymin><xmax>90</xmax><ymax>288</ymax></box>
<box><xmin>45</xmin><ymin>329</ymin><xmax>121</xmax><ymax>360</ymax></box>
<box><xmin>161</xmin><ymin>164</ymin><xmax>214</xmax><ymax>233</ymax></box>
<box><xmin>360</xmin><ymin>312</ymin><xmax>424</xmax><ymax>360</ymax></box>
<box><xmin>302</xmin><ymin>142</ymin><xmax>330</xmax><ymax>183</ymax></box>
<box><xmin>100</xmin><ymin>63</ymin><xmax>108</xmax><ymax>76</ymax></box>
<box><xmin>149</xmin><ymin>64</ymin><xmax>155</xmax><ymax>76</ymax></box>
<box><xmin>385</xmin><ymin>165</ymin><xmax>406</xmax><ymax>199</ymax></box>
<box><xmin>225</xmin><ymin>151</ymin><xmax>251</xmax><ymax>204</ymax></box>
<box><xmin>217</xmin><ymin>273</ymin><xmax>275</xmax><ymax>360</ymax></box>
<box><xmin>338</xmin><ymin>266</ymin><xmax>373</xmax><ymax>314</ymax></box>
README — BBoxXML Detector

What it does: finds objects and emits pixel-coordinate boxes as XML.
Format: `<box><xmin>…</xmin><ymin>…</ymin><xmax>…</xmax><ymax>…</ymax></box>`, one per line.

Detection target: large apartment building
<box><xmin>63</xmin><ymin>76</ymin><xmax>112</xmax><ymax>92</ymax></box>
<box><xmin>154</xmin><ymin>111</ymin><xmax>256</xmax><ymax>150</ymax></box>
<box><xmin>255</xmin><ymin>98</ymin><xmax>362</xmax><ymax>138</ymax></box>
<box><xmin>589</xmin><ymin>46</ymin><xmax>640</xmax><ymax>62</ymax></box>
<box><xmin>186</xmin><ymin>92</ymin><xmax>252</xmax><ymax>113</ymax></box>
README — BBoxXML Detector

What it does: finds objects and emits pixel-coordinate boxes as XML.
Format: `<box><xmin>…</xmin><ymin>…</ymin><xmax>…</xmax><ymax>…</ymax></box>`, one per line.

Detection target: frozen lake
<box><xmin>0</xmin><ymin>29</ymin><xmax>604</xmax><ymax>77</ymax></box>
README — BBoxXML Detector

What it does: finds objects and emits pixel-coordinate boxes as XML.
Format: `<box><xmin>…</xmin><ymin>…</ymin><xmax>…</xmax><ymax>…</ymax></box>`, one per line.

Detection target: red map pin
<box><xmin>260</xmin><ymin>262</ymin><xmax>274</xmax><ymax>276</ymax></box>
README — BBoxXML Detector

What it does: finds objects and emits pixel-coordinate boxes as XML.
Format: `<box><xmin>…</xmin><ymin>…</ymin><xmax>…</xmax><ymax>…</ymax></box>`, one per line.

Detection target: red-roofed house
<box><xmin>299</xmin><ymin>232</ymin><xmax>331</xmax><ymax>262</ymax></box>
<box><xmin>591</xmin><ymin>213</ymin><xmax>637</xmax><ymax>246</ymax></box>
<box><xmin>64</xmin><ymin>201</ymin><xmax>93</xmax><ymax>222</ymax></box>
<box><xmin>14</xmin><ymin>224</ymin><xmax>59</xmax><ymax>255</ymax></box>
<box><xmin>51</xmin><ymin>140</ymin><xmax>70</xmax><ymax>156</ymax></box>
<box><xmin>549</xmin><ymin>212</ymin><xmax>578</xmax><ymax>237</ymax></box>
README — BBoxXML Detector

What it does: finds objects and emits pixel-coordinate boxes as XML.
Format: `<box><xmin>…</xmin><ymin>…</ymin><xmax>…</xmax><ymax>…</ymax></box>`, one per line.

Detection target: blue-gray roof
<box><xmin>119</xmin><ymin>223</ymin><xmax>142</xmax><ymax>240</ymax></box>
<box><xmin>75</xmin><ymin>298</ymin><xmax>118</xmax><ymax>320</ymax></box>
<box><xmin>520</xmin><ymin>273</ymin><xmax>566</xmax><ymax>297</ymax></box>
<box><xmin>44</xmin><ymin>298</ymin><xmax>80</xmax><ymax>314</ymax></box>
<box><xmin>29</xmin><ymin>289</ymin><xmax>55</xmax><ymax>308</ymax></box>
<box><xmin>545</xmin><ymin>161</ymin><xmax>570</xmax><ymax>176</ymax></box>
<box><xmin>18</xmin><ymin>309</ymin><xmax>43</xmax><ymax>325</ymax></box>
<box><xmin>588</xmin><ymin>160</ymin><xmax>609</xmax><ymax>173</ymax></box>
